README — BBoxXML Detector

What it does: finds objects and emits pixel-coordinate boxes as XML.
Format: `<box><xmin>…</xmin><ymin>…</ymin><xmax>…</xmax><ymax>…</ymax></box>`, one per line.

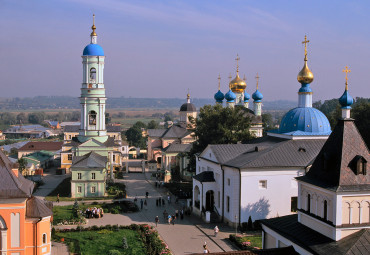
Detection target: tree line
<box><xmin>0</xmin><ymin>111</ymin><xmax>80</xmax><ymax>126</ymax></box>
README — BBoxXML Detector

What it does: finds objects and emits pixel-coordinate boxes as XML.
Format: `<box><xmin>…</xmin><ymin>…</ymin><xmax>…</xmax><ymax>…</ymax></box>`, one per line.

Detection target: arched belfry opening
<box><xmin>89</xmin><ymin>111</ymin><xmax>97</xmax><ymax>126</ymax></box>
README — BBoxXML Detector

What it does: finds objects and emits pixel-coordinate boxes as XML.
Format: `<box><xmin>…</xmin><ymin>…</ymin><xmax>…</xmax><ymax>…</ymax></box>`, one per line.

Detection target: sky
<box><xmin>1</xmin><ymin>0</ymin><xmax>370</xmax><ymax>101</ymax></box>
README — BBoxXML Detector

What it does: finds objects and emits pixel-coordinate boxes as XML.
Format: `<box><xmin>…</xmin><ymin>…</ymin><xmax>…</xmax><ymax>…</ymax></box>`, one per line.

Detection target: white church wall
<box><xmin>240</xmin><ymin>169</ymin><xmax>304</xmax><ymax>222</ymax></box>
<box><xmin>223</xmin><ymin>167</ymin><xmax>240</xmax><ymax>225</ymax></box>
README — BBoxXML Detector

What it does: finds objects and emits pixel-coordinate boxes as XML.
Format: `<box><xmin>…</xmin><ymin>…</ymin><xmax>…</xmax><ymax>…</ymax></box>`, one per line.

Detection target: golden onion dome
<box><xmin>297</xmin><ymin>59</ymin><xmax>314</xmax><ymax>84</ymax></box>
<box><xmin>91</xmin><ymin>14</ymin><xmax>97</xmax><ymax>36</ymax></box>
<box><xmin>230</xmin><ymin>74</ymin><xmax>247</xmax><ymax>93</ymax></box>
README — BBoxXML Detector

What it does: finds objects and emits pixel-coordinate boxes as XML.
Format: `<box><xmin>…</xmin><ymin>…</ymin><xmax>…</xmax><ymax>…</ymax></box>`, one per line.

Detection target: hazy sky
<box><xmin>1</xmin><ymin>0</ymin><xmax>370</xmax><ymax>101</ymax></box>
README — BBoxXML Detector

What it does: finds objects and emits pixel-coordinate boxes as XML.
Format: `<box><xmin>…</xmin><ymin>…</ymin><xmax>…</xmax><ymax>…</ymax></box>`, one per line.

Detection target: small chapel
<box><xmin>261</xmin><ymin>68</ymin><xmax>370</xmax><ymax>254</ymax></box>
<box><xmin>60</xmin><ymin>16</ymin><xmax>124</xmax><ymax>198</ymax></box>
<box><xmin>213</xmin><ymin>55</ymin><xmax>264</xmax><ymax>138</ymax></box>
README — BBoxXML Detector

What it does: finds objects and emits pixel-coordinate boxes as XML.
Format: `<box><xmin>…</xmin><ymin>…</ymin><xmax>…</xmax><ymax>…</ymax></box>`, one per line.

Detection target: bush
<box><xmin>111</xmin><ymin>208</ymin><xmax>120</xmax><ymax>214</ymax></box>
<box><xmin>122</xmin><ymin>236</ymin><xmax>128</xmax><ymax>249</ymax></box>
<box><xmin>91</xmin><ymin>225</ymin><xmax>99</xmax><ymax>231</ymax></box>
<box><xmin>247</xmin><ymin>216</ymin><xmax>253</xmax><ymax>230</ymax></box>
<box><xmin>108</xmin><ymin>249</ymin><xmax>121</xmax><ymax>255</ymax></box>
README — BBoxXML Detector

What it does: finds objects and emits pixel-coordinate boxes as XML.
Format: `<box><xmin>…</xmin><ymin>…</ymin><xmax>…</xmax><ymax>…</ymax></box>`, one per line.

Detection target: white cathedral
<box><xmin>192</xmin><ymin>36</ymin><xmax>333</xmax><ymax>226</ymax></box>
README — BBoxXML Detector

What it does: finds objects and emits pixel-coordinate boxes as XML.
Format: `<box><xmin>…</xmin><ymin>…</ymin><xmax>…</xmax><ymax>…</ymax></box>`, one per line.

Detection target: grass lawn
<box><xmin>54</xmin><ymin>229</ymin><xmax>146</xmax><ymax>254</ymax></box>
<box><xmin>230</xmin><ymin>234</ymin><xmax>262</xmax><ymax>250</ymax></box>
<box><xmin>53</xmin><ymin>205</ymin><xmax>75</xmax><ymax>224</ymax></box>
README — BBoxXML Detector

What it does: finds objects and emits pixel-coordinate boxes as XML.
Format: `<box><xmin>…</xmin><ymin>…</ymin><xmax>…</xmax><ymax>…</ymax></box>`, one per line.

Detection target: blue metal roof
<box><xmin>278</xmin><ymin>107</ymin><xmax>331</xmax><ymax>135</ymax></box>
<box><xmin>214</xmin><ymin>90</ymin><xmax>225</xmax><ymax>102</ymax></box>
<box><xmin>83</xmin><ymin>44</ymin><xmax>104</xmax><ymax>56</ymax></box>
<box><xmin>225</xmin><ymin>89</ymin><xmax>236</xmax><ymax>102</ymax></box>
<box><xmin>339</xmin><ymin>89</ymin><xmax>353</xmax><ymax>109</ymax></box>
<box><xmin>252</xmin><ymin>89</ymin><xmax>263</xmax><ymax>102</ymax></box>
<box><xmin>244</xmin><ymin>91</ymin><xmax>250</xmax><ymax>102</ymax></box>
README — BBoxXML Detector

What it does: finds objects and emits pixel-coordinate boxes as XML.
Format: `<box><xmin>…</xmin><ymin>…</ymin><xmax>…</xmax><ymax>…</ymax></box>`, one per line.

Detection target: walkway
<box><xmin>33</xmin><ymin>167</ymin><xmax>69</xmax><ymax>198</ymax></box>
<box><xmin>52</xmin><ymin>171</ymin><xmax>238</xmax><ymax>254</ymax></box>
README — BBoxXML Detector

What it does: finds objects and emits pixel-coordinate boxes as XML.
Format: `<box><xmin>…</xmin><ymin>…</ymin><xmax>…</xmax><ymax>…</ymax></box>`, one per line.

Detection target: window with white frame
<box><xmin>77</xmin><ymin>173</ymin><xmax>82</xmax><ymax>179</ymax></box>
<box><xmin>91</xmin><ymin>186</ymin><xmax>96</xmax><ymax>193</ymax></box>
<box><xmin>259</xmin><ymin>180</ymin><xmax>267</xmax><ymax>189</ymax></box>
<box><xmin>91</xmin><ymin>173</ymin><xmax>96</xmax><ymax>180</ymax></box>
<box><xmin>77</xmin><ymin>186</ymin><xmax>82</xmax><ymax>193</ymax></box>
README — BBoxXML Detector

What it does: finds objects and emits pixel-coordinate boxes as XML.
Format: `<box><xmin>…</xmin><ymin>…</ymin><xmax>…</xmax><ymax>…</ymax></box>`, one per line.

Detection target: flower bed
<box><xmin>229</xmin><ymin>234</ymin><xmax>262</xmax><ymax>250</ymax></box>
<box><xmin>52</xmin><ymin>224</ymin><xmax>171</xmax><ymax>255</ymax></box>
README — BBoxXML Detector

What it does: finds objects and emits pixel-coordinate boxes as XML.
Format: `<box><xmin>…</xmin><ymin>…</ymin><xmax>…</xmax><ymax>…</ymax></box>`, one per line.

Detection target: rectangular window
<box><xmin>113</xmin><ymin>155</ymin><xmax>116</xmax><ymax>161</ymax></box>
<box><xmin>91</xmin><ymin>173</ymin><xmax>96</xmax><ymax>180</ymax></box>
<box><xmin>69</xmin><ymin>135</ymin><xmax>72</xmax><ymax>139</ymax></box>
<box><xmin>91</xmin><ymin>186</ymin><xmax>96</xmax><ymax>193</ymax></box>
<box><xmin>77</xmin><ymin>173</ymin><xmax>82</xmax><ymax>180</ymax></box>
<box><xmin>43</xmin><ymin>234</ymin><xmax>47</xmax><ymax>244</ymax></box>
<box><xmin>77</xmin><ymin>186</ymin><xmax>82</xmax><ymax>193</ymax></box>
<box><xmin>227</xmin><ymin>178</ymin><xmax>230</xmax><ymax>186</ymax></box>
<box><xmin>291</xmin><ymin>197</ymin><xmax>298</xmax><ymax>212</ymax></box>
<box><xmin>68</xmin><ymin>154</ymin><xmax>72</xmax><ymax>161</ymax></box>
<box><xmin>259</xmin><ymin>180</ymin><xmax>267</xmax><ymax>189</ymax></box>
<box><xmin>227</xmin><ymin>196</ymin><xmax>230</xmax><ymax>212</ymax></box>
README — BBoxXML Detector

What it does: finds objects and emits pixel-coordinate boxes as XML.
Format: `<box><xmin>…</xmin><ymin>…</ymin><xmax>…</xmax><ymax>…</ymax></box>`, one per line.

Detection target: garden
<box><xmin>229</xmin><ymin>234</ymin><xmax>262</xmax><ymax>250</ymax></box>
<box><xmin>52</xmin><ymin>224</ymin><xmax>171</xmax><ymax>255</ymax></box>
<box><xmin>53</xmin><ymin>200</ymin><xmax>138</xmax><ymax>225</ymax></box>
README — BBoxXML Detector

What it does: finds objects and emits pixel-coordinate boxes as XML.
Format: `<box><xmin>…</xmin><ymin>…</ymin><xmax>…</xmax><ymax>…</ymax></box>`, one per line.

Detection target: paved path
<box><xmin>52</xmin><ymin>171</ymin><xmax>238</xmax><ymax>254</ymax></box>
<box><xmin>33</xmin><ymin>167</ymin><xmax>69</xmax><ymax>198</ymax></box>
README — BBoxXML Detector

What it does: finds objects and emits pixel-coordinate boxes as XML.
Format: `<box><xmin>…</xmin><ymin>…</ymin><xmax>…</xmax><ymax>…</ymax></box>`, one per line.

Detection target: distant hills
<box><xmin>0</xmin><ymin>96</ymin><xmax>297</xmax><ymax>111</ymax></box>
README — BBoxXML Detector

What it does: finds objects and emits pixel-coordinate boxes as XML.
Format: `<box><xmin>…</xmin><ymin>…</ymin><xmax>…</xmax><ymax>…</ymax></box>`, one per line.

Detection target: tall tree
<box><xmin>125</xmin><ymin>121</ymin><xmax>147</xmax><ymax>148</ymax></box>
<box><xmin>147</xmin><ymin>120</ymin><xmax>159</xmax><ymax>129</ymax></box>
<box><xmin>352</xmin><ymin>101</ymin><xmax>370</xmax><ymax>148</ymax></box>
<box><xmin>187</xmin><ymin>104</ymin><xmax>254</xmax><ymax>171</ymax></box>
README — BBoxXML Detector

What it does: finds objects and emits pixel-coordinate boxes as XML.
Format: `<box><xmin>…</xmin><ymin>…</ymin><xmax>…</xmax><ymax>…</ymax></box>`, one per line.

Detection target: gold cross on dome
<box><xmin>93</xmin><ymin>14</ymin><xmax>95</xmax><ymax>25</ymax></box>
<box><xmin>302</xmin><ymin>35</ymin><xmax>310</xmax><ymax>59</ymax></box>
<box><xmin>255</xmin><ymin>73</ymin><xmax>260</xmax><ymax>90</ymax></box>
<box><xmin>235</xmin><ymin>54</ymin><xmax>240</xmax><ymax>74</ymax></box>
<box><xmin>342</xmin><ymin>66</ymin><xmax>351</xmax><ymax>90</ymax></box>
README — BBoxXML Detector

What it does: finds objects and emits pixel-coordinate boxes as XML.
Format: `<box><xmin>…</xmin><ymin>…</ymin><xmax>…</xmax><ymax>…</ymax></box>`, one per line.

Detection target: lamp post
<box><xmin>235</xmin><ymin>215</ymin><xmax>238</xmax><ymax>235</ymax></box>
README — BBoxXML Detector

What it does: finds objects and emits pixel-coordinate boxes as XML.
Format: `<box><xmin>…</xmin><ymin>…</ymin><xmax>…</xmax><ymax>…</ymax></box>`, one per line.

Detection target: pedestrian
<box><xmin>56</xmin><ymin>194</ymin><xmax>60</xmax><ymax>203</ymax></box>
<box><xmin>155</xmin><ymin>216</ymin><xmax>159</xmax><ymax>227</ymax></box>
<box><xmin>146</xmin><ymin>191</ymin><xmax>149</xmax><ymax>198</ymax></box>
<box><xmin>163</xmin><ymin>210</ymin><xmax>168</xmax><ymax>220</ymax></box>
<box><xmin>180</xmin><ymin>209</ymin><xmax>184</xmax><ymax>220</ymax></box>
<box><xmin>167</xmin><ymin>195</ymin><xmax>171</xmax><ymax>204</ymax></box>
<box><xmin>162</xmin><ymin>198</ymin><xmax>165</xmax><ymax>205</ymax></box>
<box><xmin>144</xmin><ymin>199</ymin><xmax>148</xmax><ymax>210</ymax></box>
<box><xmin>140</xmin><ymin>199</ymin><xmax>143</xmax><ymax>210</ymax></box>
<box><xmin>156</xmin><ymin>199</ymin><xmax>159</xmax><ymax>207</ymax></box>
<box><xmin>168</xmin><ymin>214</ymin><xmax>172</xmax><ymax>224</ymax></box>
<box><xmin>175</xmin><ymin>209</ymin><xmax>179</xmax><ymax>218</ymax></box>
<box><xmin>214</xmin><ymin>226</ymin><xmax>219</xmax><ymax>237</ymax></box>
<box><xmin>172</xmin><ymin>214</ymin><xmax>176</xmax><ymax>225</ymax></box>
<box><xmin>203</xmin><ymin>244</ymin><xmax>210</xmax><ymax>253</ymax></box>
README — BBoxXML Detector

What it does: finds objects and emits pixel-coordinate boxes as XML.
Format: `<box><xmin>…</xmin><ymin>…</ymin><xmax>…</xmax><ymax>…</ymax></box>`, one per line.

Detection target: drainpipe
<box><xmin>35</xmin><ymin>217</ymin><xmax>42</xmax><ymax>255</ymax></box>
<box><xmin>238</xmin><ymin>167</ymin><xmax>241</xmax><ymax>228</ymax></box>
<box><xmin>201</xmin><ymin>182</ymin><xmax>204</xmax><ymax>217</ymax></box>
<box><xmin>221</xmin><ymin>165</ymin><xmax>225</xmax><ymax>222</ymax></box>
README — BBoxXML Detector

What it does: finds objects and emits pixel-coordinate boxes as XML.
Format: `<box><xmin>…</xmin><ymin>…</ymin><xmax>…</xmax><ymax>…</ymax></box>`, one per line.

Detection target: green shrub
<box><xmin>91</xmin><ymin>225</ymin><xmax>99</xmax><ymax>231</ymax></box>
<box><xmin>122</xmin><ymin>236</ymin><xmax>128</xmax><ymax>249</ymax></box>
<box><xmin>108</xmin><ymin>249</ymin><xmax>121</xmax><ymax>255</ymax></box>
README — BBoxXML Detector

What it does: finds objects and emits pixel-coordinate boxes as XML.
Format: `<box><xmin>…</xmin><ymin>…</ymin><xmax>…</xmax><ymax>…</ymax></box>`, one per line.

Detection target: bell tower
<box><xmin>79</xmin><ymin>14</ymin><xmax>108</xmax><ymax>143</ymax></box>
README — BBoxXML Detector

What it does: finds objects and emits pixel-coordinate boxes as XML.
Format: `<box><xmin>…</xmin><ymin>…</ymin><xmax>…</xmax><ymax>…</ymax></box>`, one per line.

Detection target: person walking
<box><xmin>155</xmin><ymin>216</ymin><xmax>159</xmax><ymax>227</ymax></box>
<box><xmin>180</xmin><ymin>209</ymin><xmax>184</xmax><ymax>220</ymax></box>
<box><xmin>214</xmin><ymin>226</ymin><xmax>219</xmax><ymax>237</ymax></box>
<box><xmin>175</xmin><ymin>209</ymin><xmax>179</xmax><ymax>218</ymax></box>
<box><xmin>168</xmin><ymin>214</ymin><xmax>172</xmax><ymax>224</ymax></box>
<box><xmin>56</xmin><ymin>194</ymin><xmax>60</xmax><ymax>203</ymax></box>
<box><xmin>203</xmin><ymin>244</ymin><xmax>210</xmax><ymax>253</ymax></box>
<box><xmin>172</xmin><ymin>214</ymin><xmax>176</xmax><ymax>225</ymax></box>
<box><xmin>140</xmin><ymin>199</ymin><xmax>143</xmax><ymax>210</ymax></box>
<box><xmin>144</xmin><ymin>199</ymin><xmax>148</xmax><ymax>210</ymax></box>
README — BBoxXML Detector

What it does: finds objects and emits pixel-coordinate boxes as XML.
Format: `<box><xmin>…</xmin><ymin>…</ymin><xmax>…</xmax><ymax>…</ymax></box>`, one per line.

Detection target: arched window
<box><xmin>89</xmin><ymin>111</ymin><xmax>97</xmax><ymax>126</ymax></box>
<box><xmin>90</xmin><ymin>68</ymin><xmax>96</xmax><ymax>81</ymax></box>
<box><xmin>307</xmin><ymin>194</ymin><xmax>311</xmax><ymax>213</ymax></box>
<box><xmin>323</xmin><ymin>200</ymin><xmax>328</xmax><ymax>220</ymax></box>
<box><xmin>43</xmin><ymin>233</ymin><xmax>47</xmax><ymax>244</ymax></box>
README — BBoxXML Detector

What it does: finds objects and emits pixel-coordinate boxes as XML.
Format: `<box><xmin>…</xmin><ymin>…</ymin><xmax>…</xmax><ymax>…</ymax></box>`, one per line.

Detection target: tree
<box><xmin>352</xmin><ymin>101</ymin><xmax>370</xmax><ymax>148</ymax></box>
<box><xmin>187</xmin><ymin>104</ymin><xmax>254</xmax><ymax>171</ymax></box>
<box><xmin>16</xmin><ymin>113</ymin><xmax>27</xmax><ymax>124</ymax></box>
<box><xmin>17</xmin><ymin>158</ymin><xmax>28</xmax><ymax>176</ymax></box>
<box><xmin>147</xmin><ymin>120</ymin><xmax>159</xmax><ymax>129</ymax></box>
<box><xmin>262</xmin><ymin>113</ymin><xmax>273</xmax><ymax>130</ymax></box>
<box><xmin>125</xmin><ymin>121</ymin><xmax>147</xmax><ymax>148</ymax></box>
<box><xmin>28</xmin><ymin>112</ymin><xmax>46</xmax><ymax>124</ymax></box>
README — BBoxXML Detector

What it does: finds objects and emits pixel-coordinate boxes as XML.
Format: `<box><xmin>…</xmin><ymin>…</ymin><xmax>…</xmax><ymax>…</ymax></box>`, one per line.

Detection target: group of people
<box><xmin>85</xmin><ymin>207</ymin><xmax>104</xmax><ymax>218</ymax></box>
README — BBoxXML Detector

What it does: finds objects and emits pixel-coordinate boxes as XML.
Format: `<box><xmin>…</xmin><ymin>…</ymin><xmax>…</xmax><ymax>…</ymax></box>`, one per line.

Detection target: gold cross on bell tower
<box><xmin>302</xmin><ymin>35</ymin><xmax>309</xmax><ymax>61</ymax></box>
<box><xmin>235</xmin><ymin>54</ymin><xmax>240</xmax><ymax>75</ymax></box>
<box><xmin>342</xmin><ymin>66</ymin><xmax>351</xmax><ymax>90</ymax></box>
<box><xmin>255</xmin><ymin>73</ymin><xmax>260</xmax><ymax>90</ymax></box>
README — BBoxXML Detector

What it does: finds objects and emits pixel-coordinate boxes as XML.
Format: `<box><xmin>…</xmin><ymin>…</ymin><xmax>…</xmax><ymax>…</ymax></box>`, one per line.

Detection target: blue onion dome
<box><xmin>214</xmin><ymin>90</ymin><xmax>225</xmax><ymax>102</ymax></box>
<box><xmin>252</xmin><ymin>90</ymin><xmax>263</xmax><ymax>102</ymax></box>
<box><xmin>279</xmin><ymin>107</ymin><xmax>331</xmax><ymax>134</ymax></box>
<box><xmin>225</xmin><ymin>89</ymin><xmax>236</xmax><ymax>102</ymax></box>
<box><xmin>83</xmin><ymin>44</ymin><xmax>104</xmax><ymax>56</ymax></box>
<box><xmin>339</xmin><ymin>86</ymin><xmax>353</xmax><ymax>109</ymax></box>
<box><xmin>244</xmin><ymin>91</ymin><xmax>250</xmax><ymax>102</ymax></box>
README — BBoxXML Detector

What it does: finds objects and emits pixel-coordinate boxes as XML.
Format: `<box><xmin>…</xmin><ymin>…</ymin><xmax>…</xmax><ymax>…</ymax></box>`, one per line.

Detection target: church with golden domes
<box><xmin>214</xmin><ymin>55</ymin><xmax>264</xmax><ymax>138</ymax></box>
